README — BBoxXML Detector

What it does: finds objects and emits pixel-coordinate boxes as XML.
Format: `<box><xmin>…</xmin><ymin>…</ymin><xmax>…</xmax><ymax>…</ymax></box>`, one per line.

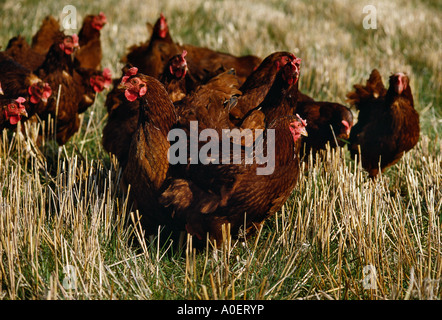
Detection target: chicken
<box><xmin>120</xmin><ymin>58</ymin><xmax>306</xmax><ymax>245</ymax></box>
<box><xmin>295</xmin><ymin>94</ymin><xmax>354</xmax><ymax>157</ymax></box>
<box><xmin>347</xmin><ymin>69</ymin><xmax>420</xmax><ymax>178</ymax></box>
<box><xmin>5</xmin><ymin>15</ymin><xmax>64</xmax><ymax>72</ymax></box>
<box><xmin>76</xmin><ymin>67</ymin><xmax>112</xmax><ymax>114</ymax></box>
<box><xmin>122</xmin><ymin>13</ymin><xmax>180</xmax><ymax>79</ymax></box>
<box><xmin>249</xmin><ymin>58</ymin><xmax>301</xmax><ymax>126</ymax></box>
<box><xmin>229</xmin><ymin>51</ymin><xmax>297</xmax><ymax>126</ymax></box>
<box><xmin>236</xmin><ymin>56</ymin><xmax>302</xmax><ymax>149</ymax></box>
<box><xmin>159</xmin><ymin>50</ymin><xmax>235</xmax><ymax>103</ymax></box>
<box><xmin>0</xmin><ymin>52</ymin><xmax>52</xmax><ymax>122</ymax></box>
<box><xmin>102</xmin><ymin>66</ymin><xmax>140</xmax><ymax>168</ymax></box>
<box><xmin>88</xmin><ymin>67</ymin><xmax>112</xmax><ymax>94</ymax></box>
<box><xmin>34</xmin><ymin>33</ymin><xmax>92</xmax><ymax>145</ymax></box>
<box><xmin>31</xmin><ymin>15</ymin><xmax>61</xmax><ymax>56</ymax></box>
<box><xmin>4</xmin><ymin>35</ymin><xmax>46</xmax><ymax>71</ymax></box>
<box><xmin>120</xmin><ymin>73</ymin><xmax>178</xmax><ymax>234</ymax></box>
<box><xmin>75</xmin><ymin>12</ymin><xmax>107</xmax><ymax>70</ymax></box>
<box><xmin>159</xmin><ymin>50</ymin><xmax>196</xmax><ymax>103</ymax></box>
<box><xmin>0</xmin><ymin>97</ymin><xmax>28</xmax><ymax>131</ymax></box>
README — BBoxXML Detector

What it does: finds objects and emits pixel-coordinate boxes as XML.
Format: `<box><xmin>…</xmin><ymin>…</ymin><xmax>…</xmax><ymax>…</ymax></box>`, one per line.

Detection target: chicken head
<box><xmin>390</xmin><ymin>72</ymin><xmax>409</xmax><ymax>95</ymax></box>
<box><xmin>275</xmin><ymin>53</ymin><xmax>296</xmax><ymax>71</ymax></box>
<box><xmin>28</xmin><ymin>81</ymin><xmax>52</xmax><ymax>104</ymax></box>
<box><xmin>282</xmin><ymin>57</ymin><xmax>301</xmax><ymax>86</ymax></box>
<box><xmin>90</xmin><ymin>68</ymin><xmax>112</xmax><ymax>93</ymax></box>
<box><xmin>91</xmin><ymin>12</ymin><xmax>107</xmax><ymax>31</ymax></box>
<box><xmin>169</xmin><ymin>50</ymin><xmax>188</xmax><ymax>79</ymax></box>
<box><xmin>59</xmin><ymin>34</ymin><xmax>79</xmax><ymax>55</ymax></box>
<box><xmin>121</xmin><ymin>76</ymin><xmax>147</xmax><ymax>102</ymax></box>
<box><xmin>289</xmin><ymin>113</ymin><xmax>308</xmax><ymax>141</ymax></box>
<box><xmin>157</xmin><ymin>13</ymin><xmax>169</xmax><ymax>39</ymax></box>
<box><xmin>4</xmin><ymin>97</ymin><xmax>27</xmax><ymax>125</ymax></box>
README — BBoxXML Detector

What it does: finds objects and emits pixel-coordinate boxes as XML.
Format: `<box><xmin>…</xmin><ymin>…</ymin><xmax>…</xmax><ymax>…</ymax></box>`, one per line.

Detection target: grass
<box><xmin>0</xmin><ymin>0</ymin><xmax>441</xmax><ymax>300</ymax></box>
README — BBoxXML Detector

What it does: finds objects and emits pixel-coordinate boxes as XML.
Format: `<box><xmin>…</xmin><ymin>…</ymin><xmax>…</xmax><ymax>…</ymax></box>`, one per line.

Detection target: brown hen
<box><xmin>35</xmin><ymin>33</ymin><xmax>103</xmax><ymax>145</ymax></box>
<box><xmin>4</xmin><ymin>36</ymin><xmax>46</xmax><ymax>71</ymax></box>
<box><xmin>31</xmin><ymin>15</ymin><xmax>61</xmax><ymax>56</ymax></box>
<box><xmin>0</xmin><ymin>97</ymin><xmax>28</xmax><ymax>131</ymax></box>
<box><xmin>75</xmin><ymin>12</ymin><xmax>107</xmax><ymax>70</ymax></box>
<box><xmin>295</xmin><ymin>94</ymin><xmax>353</xmax><ymax>157</ymax></box>
<box><xmin>102</xmin><ymin>66</ymin><xmax>141</xmax><ymax>168</ymax></box>
<box><xmin>122</xmin><ymin>13</ymin><xmax>180</xmax><ymax>79</ymax></box>
<box><xmin>229</xmin><ymin>51</ymin><xmax>297</xmax><ymax>126</ymax></box>
<box><xmin>0</xmin><ymin>52</ymin><xmax>52</xmax><ymax>125</ymax></box>
<box><xmin>120</xmin><ymin>73</ymin><xmax>178</xmax><ymax>234</ymax></box>
<box><xmin>158</xmin><ymin>50</ymin><xmax>197</xmax><ymax>103</ymax></box>
<box><xmin>347</xmin><ymin>69</ymin><xmax>420</xmax><ymax>178</ymax></box>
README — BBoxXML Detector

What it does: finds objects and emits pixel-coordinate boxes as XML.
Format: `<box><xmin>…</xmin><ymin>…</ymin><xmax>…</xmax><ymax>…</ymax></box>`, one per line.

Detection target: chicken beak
<box><xmin>117</xmin><ymin>83</ymin><xmax>127</xmax><ymax>90</ymax></box>
<box><xmin>300</xmin><ymin>127</ymin><xmax>308</xmax><ymax>137</ymax></box>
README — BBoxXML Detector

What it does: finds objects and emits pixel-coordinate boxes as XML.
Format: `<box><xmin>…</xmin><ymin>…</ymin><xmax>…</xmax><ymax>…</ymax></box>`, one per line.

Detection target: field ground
<box><xmin>0</xmin><ymin>0</ymin><xmax>441</xmax><ymax>300</ymax></box>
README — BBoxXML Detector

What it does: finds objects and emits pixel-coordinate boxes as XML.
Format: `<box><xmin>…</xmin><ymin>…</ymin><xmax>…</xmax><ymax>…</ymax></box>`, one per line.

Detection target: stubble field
<box><xmin>0</xmin><ymin>0</ymin><xmax>441</xmax><ymax>300</ymax></box>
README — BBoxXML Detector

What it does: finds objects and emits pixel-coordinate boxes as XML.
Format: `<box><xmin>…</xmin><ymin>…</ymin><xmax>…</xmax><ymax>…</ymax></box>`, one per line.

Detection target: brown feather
<box><xmin>31</xmin><ymin>15</ymin><xmax>61</xmax><ymax>55</ymax></box>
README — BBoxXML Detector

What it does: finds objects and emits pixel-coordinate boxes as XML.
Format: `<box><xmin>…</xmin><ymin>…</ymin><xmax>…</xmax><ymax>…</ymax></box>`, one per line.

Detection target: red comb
<box><xmin>121</xmin><ymin>67</ymin><xmax>139</xmax><ymax>85</ymax></box>
<box><xmin>295</xmin><ymin>113</ymin><xmax>307</xmax><ymax>126</ymax></box>
<box><xmin>127</xmin><ymin>67</ymin><xmax>138</xmax><ymax>76</ymax></box>
<box><xmin>16</xmin><ymin>97</ymin><xmax>26</xmax><ymax>104</ymax></box>
<box><xmin>291</xmin><ymin>57</ymin><xmax>301</xmax><ymax>66</ymax></box>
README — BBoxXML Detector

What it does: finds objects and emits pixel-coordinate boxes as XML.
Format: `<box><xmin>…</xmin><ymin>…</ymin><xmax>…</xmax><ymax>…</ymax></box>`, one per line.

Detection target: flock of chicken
<box><xmin>0</xmin><ymin>12</ymin><xmax>420</xmax><ymax>245</ymax></box>
<box><xmin>0</xmin><ymin>13</ymin><xmax>111</xmax><ymax>144</ymax></box>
